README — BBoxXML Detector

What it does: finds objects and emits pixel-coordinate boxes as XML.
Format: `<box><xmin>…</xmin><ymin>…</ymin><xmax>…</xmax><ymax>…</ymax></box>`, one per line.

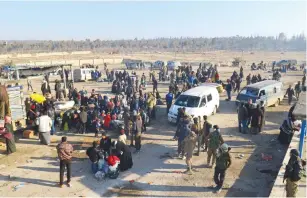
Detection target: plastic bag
<box><xmin>98</xmin><ymin>159</ymin><xmax>105</xmax><ymax>171</ymax></box>
<box><xmin>94</xmin><ymin>171</ymin><xmax>105</xmax><ymax>181</ymax></box>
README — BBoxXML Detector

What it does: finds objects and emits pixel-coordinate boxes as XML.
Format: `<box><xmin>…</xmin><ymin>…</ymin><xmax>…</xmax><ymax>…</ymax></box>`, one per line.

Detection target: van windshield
<box><xmin>239</xmin><ymin>87</ymin><xmax>259</xmax><ymax>97</ymax></box>
<box><xmin>174</xmin><ymin>95</ymin><xmax>200</xmax><ymax>108</ymax></box>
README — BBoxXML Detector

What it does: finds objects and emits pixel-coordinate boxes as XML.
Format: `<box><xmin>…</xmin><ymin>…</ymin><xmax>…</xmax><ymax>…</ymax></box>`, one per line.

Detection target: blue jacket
<box><xmin>188</xmin><ymin>76</ymin><xmax>195</xmax><ymax>85</ymax></box>
<box><xmin>177</xmin><ymin>119</ymin><xmax>191</xmax><ymax>141</ymax></box>
<box><xmin>165</xmin><ymin>93</ymin><xmax>173</xmax><ymax>104</ymax></box>
<box><xmin>226</xmin><ymin>84</ymin><xmax>232</xmax><ymax>92</ymax></box>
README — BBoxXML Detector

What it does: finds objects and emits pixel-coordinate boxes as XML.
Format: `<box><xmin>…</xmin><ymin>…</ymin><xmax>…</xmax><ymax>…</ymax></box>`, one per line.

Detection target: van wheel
<box><xmin>274</xmin><ymin>99</ymin><xmax>280</xmax><ymax>107</ymax></box>
<box><xmin>212</xmin><ymin>106</ymin><xmax>217</xmax><ymax>115</ymax></box>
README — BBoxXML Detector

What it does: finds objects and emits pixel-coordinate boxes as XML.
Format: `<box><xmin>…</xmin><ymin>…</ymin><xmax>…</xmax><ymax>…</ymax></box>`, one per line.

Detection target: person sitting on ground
<box><xmin>100</xmin><ymin>132</ymin><xmax>112</xmax><ymax>156</ymax></box>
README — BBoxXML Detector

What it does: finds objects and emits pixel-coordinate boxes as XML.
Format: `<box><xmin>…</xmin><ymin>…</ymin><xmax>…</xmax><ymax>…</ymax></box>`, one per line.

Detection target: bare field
<box><xmin>0</xmin><ymin>51</ymin><xmax>306</xmax><ymax>66</ymax></box>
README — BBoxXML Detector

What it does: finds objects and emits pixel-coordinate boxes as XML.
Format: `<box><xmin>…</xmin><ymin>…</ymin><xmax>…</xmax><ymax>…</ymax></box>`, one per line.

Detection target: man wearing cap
<box><xmin>284</xmin><ymin>149</ymin><xmax>305</xmax><ymax>197</ymax></box>
<box><xmin>214</xmin><ymin>143</ymin><xmax>232</xmax><ymax>193</ymax></box>
<box><xmin>207</xmin><ymin>125</ymin><xmax>224</xmax><ymax>168</ymax></box>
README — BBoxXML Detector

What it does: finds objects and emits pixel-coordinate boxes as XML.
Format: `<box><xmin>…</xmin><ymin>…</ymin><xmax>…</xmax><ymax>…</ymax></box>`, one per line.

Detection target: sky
<box><xmin>0</xmin><ymin>0</ymin><xmax>306</xmax><ymax>40</ymax></box>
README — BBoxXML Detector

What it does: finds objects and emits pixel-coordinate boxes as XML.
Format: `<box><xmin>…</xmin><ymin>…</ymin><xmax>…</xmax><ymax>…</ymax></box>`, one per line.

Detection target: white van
<box><xmin>167</xmin><ymin>86</ymin><xmax>219</xmax><ymax>123</ymax></box>
<box><xmin>73</xmin><ymin>68</ymin><xmax>95</xmax><ymax>82</ymax></box>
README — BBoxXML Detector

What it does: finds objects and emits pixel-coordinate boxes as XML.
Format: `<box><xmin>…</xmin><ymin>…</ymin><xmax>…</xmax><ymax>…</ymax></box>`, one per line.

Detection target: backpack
<box><xmin>209</xmin><ymin>131</ymin><xmax>220</xmax><ymax>150</ymax></box>
<box><xmin>291</xmin><ymin>161</ymin><xmax>304</xmax><ymax>181</ymax></box>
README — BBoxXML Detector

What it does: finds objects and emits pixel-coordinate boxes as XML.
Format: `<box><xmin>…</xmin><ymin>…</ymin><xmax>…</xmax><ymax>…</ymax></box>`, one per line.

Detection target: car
<box><xmin>168</xmin><ymin>86</ymin><xmax>220</xmax><ymax>124</ymax></box>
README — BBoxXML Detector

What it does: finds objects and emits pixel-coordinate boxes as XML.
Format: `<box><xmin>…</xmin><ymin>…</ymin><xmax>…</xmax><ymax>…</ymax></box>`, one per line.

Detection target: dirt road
<box><xmin>0</xmin><ymin>65</ymin><xmax>305</xmax><ymax>197</ymax></box>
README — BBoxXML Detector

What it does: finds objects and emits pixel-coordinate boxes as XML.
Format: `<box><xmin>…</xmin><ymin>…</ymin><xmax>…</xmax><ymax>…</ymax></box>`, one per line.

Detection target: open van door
<box><xmin>258</xmin><ymin>90</ymin><xmax>268</xmax><ymax>106</ymax></box>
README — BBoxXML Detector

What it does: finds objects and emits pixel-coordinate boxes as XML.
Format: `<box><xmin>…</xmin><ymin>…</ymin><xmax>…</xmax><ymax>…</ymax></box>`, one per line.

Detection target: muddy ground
<box><xmin>0</xmin><ymin>63</ymin><xmax>306</xmax><ymax>197</ymax></box>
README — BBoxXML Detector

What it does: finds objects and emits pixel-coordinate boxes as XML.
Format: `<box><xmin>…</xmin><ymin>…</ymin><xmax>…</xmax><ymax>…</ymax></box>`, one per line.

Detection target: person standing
<box><xmin>302</xmin><ymin>74</ymin><xmax>306</xmax><ymax>87</ymax></box>
<box><xmin>134</xmin><ymin>115</ymin><xmax>143</xmax><ymax>153</ymax></box>
<box><xmin>41</xmin><ymin>80</ymin><xmax>51</xmax><ymax>96</ymax></box>
<box><xmin>246</xmin><ymin>74</ymin><xmax>251</xmax><ymax>85</ymax></box>
<box><xmin>225</xmin><ymin>80</ymin><xmax>232</xmax><ymax>101</ymax></box>
<box><xmin>207</xmin><ymin>125</ymin><xmax>224</xmax><ymax>168</ymax></box>
<box><xmin>118</xmin><ymin>128</ymin><xmax>127</xmax><ymax>145</ymax></box>
<box><xmin>234</xmin><ymin>77</ymin><xmax>242</xmax><ymax>93</ymax></box>
<box><xmin>191</xmin><ymin>117</ymin><xmax>200</xmax><ymax>156</ymax></box>
<box><xmin>214</xmin><ymin>143</ymin><xmax>232</xmax><ymax>194</ymax></box>
<box><xmin>175</xmin><ymin>114</ymin><xmax>191</xmax><ymax>159</ymax></box>
<box><xmin>79</xmin><ymin>106</ymin><xmax>87</xmax><ymax>134</ymax></box>
<box><xmin>284</xmin><ymin>149</ymin><xmax>305</xmax><ymax>197</ymax></box>
<box><xmin>294</xmin><ymin>81</ymin><xmax>301</xmax><ymax>99</ymax></box>
<box><xmin>27</xmin><ymin>78</ymin><xmax>33</xmax><ymax>92</ymax></box>
<box><xmin>284</xmin><ymin>85</ymin><xmax>295</xmax><ymax>105</ymax></box>
<box><xmin>36</xmin><ymin>111</ymin><xmax>52</xmax><ymax>145</ymax></box>
<box><xmin>165</xmin><ymin>91</ymin><xmax>174</xmax><ymax>114</ymax></box>
<box><xmin>259</xmin><ymin>101</ymin><xmax>266</xmax><ymax>132</ymax></box>
<box><xmin>183</xmin><ymin>131</ymin><xmax>197</xmax><ymax>174</ymax></box>
<box><xmin>86</xmin><ymin>141</ymin><xmax>99</xmax><ymax>174</ymax></box>
<box><xmin>56</xmin><ymin>136</ymin><xmax>73</xmax><ymax>188</ymax></box>
<box><xmin>0</xmin><ymin>116</ymin><xmax>16</xmax><ymax>154</ymax></box>
<box><xmin>202</xmin><ymin>115</ymin><xmax>212</xmax><ymax>152</ymax></box>
<box><xmin>46</xmin><ymin>101</ymin><xmax>56</xmax><ymax>135</ymax></box>
<box><xmin>152</xmin><ymin>78</ymin><xmax>158</xmax><ymax>93</ymax></box>
<box><xmin>250</xmin><ymin>104</ymin><xmax>263</xmax><ymax>134</ymax></box>
<box><xmin>238</xmin><ymin>102</ymin><xmax>249</xmax><ymax>134</ymax></box>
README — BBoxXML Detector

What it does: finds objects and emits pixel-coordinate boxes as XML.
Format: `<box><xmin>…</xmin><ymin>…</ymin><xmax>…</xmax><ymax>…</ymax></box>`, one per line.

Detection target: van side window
<box><xmin>200</xmin><ymin>97</ymin><xmax>206</xmax><ymax>107</ymax></box>
<box><xmin>207</xmin><ymin>94</ymin><xmax>212</xmax><ymax>102</ymax></box>
<box><xmin>273</xmin><ymin>87</ymin><xmax>277</xmax><ymax>93</ymax></box>
<box><xmin>259</xmin><ymin>90</ymin><xmax>266</xmax><ymax>97</ymax></box>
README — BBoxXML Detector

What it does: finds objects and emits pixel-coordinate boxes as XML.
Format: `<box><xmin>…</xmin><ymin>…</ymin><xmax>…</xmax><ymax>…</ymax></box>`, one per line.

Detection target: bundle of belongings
<box><xmin>88</xmin><ymin>141</ymin><xmax>121</xmax><ymax>180</ymax></box>
<box><xmin>94</xmin><ymin>152</ymin><xmax>120</xmax><ymax>180</ymax></box>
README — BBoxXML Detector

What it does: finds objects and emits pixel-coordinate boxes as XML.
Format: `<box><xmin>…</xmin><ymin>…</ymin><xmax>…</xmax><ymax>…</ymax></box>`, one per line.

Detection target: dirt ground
<box><xmin>0</xmin><ymin>52</ymin><xmax>306</xmax><ymax>197</ymax></box>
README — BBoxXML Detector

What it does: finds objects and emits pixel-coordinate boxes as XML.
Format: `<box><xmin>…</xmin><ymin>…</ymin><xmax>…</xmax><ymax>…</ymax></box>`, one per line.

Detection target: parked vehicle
<box><xmin>167</xmin><ymin>61</ymin><xmax>181</xmax><ymax>71</ymax></box>
<box><xmin>236</xmin><ymin>80</ymin><xmax>284</xmax><ymax>107</ymax></box>
<box><xmin>73</xmin><ymin>68</ymin><xmax>96</xmax><ymax>82</ymax></box>
<box><xmin>168</xmin><ymin>86</ymin><xmax>219</xmax><ymax>124</ymax></box>
<box><xmin>152</xmin><ymin>60</ymin><xmax>166</xmax><ymax>70</ymax></box>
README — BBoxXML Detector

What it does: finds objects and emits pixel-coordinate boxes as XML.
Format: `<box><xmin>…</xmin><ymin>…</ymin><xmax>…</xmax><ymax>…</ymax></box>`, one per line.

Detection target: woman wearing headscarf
<box><xmin>0</xmin><ymin>116</ymin><xmax>16</xmax><ymax>154</ymax></box>
<box><xmin>112</xmin><ymin>140</ymin><xmax>133</xmax><ymax>171</ymax></box>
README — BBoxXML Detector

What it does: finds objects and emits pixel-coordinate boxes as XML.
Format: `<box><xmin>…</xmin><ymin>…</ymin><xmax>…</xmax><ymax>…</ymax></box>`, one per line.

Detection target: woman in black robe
<box><xmin>112</xmin><ymin>141</ymin><xmax>133</xmax><ymax>171</ymax></box>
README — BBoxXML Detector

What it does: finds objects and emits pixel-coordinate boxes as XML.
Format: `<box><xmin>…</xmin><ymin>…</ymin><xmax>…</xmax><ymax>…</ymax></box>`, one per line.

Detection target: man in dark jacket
<box><xmin>238</xmin><ymin>103</ymin><xmax>249</xmax><ymax>133</ymax></box>
<box><xmin>207</xmin><ymin>125</ymin><xmax>224</xmax><ymax>167</ymax></box>
<box><xmin>202</xmin><ymin>115</ymin><xmax>212</xmax><ymax>152</ymax></box>
<box><xmin>79</xmin><ymin>107</ymin><xmax>87</xmax><ymax>134</ymax></box>
<box><xmin>86</xmin><ymin>141</ymin><xmax>99</xmax><ymax>174</ymax></box>
<box><xmin>250</xmin><ymin>104</ymin><xmax>263</xmax><ymax>134</ymax></box>
<box><xmin>294</xmin><ymin>81</ymin><xmax>301</xmax><ymax>99</ymax></box>
<box><xmin>41</xmin><ymin>80</ymin><xmax>51</xmax><ymax>96</ymax></box>
<box><xmin>285</xmin><ymin>85</ymin><xmax>295</xmax><ymax>105</ymax></box>
<box><xmin>283</xmin><ymin>149</ymin><xmax>305</xmax><ymax>197</ymax></box>
<box><xmin>165</xmin><ymin>91</ymin><xmax>174</xmax><ymax>114</ymax></box>
<box><xmin>214</xmin><ymin>143</ymin><xmax>232</xmax><ymax>194</ymax></box>
<box><xmin>175</xmin><ymin>114</ymin><xmax>191</xmax><ymax>159</ymax></box>
<box><xmin>225</xmin><ymin>80</ymin><xmax>232</xmax><ymax>101</ymax></box>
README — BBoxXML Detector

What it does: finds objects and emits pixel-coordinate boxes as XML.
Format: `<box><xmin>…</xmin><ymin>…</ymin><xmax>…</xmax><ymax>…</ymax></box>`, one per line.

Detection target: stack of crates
<box><xmin>6</xmin><ymin>84</ymin><xmax>26</xmax><ymax>131</ymax></box>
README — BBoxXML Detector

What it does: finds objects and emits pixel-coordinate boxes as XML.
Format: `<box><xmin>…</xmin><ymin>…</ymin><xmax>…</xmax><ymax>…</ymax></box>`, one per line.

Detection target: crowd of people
<box><xmin>1</xmin><ymin>60</ymin><xmax>306</xmax><ymax>196</ymax></box>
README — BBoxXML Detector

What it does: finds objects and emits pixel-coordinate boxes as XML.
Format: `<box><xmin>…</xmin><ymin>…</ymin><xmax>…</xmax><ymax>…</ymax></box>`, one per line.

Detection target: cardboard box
<box><xmin>23</xmin><ymin>130</ymin><xmax>34</xmax><ymax>139</ymax></box>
